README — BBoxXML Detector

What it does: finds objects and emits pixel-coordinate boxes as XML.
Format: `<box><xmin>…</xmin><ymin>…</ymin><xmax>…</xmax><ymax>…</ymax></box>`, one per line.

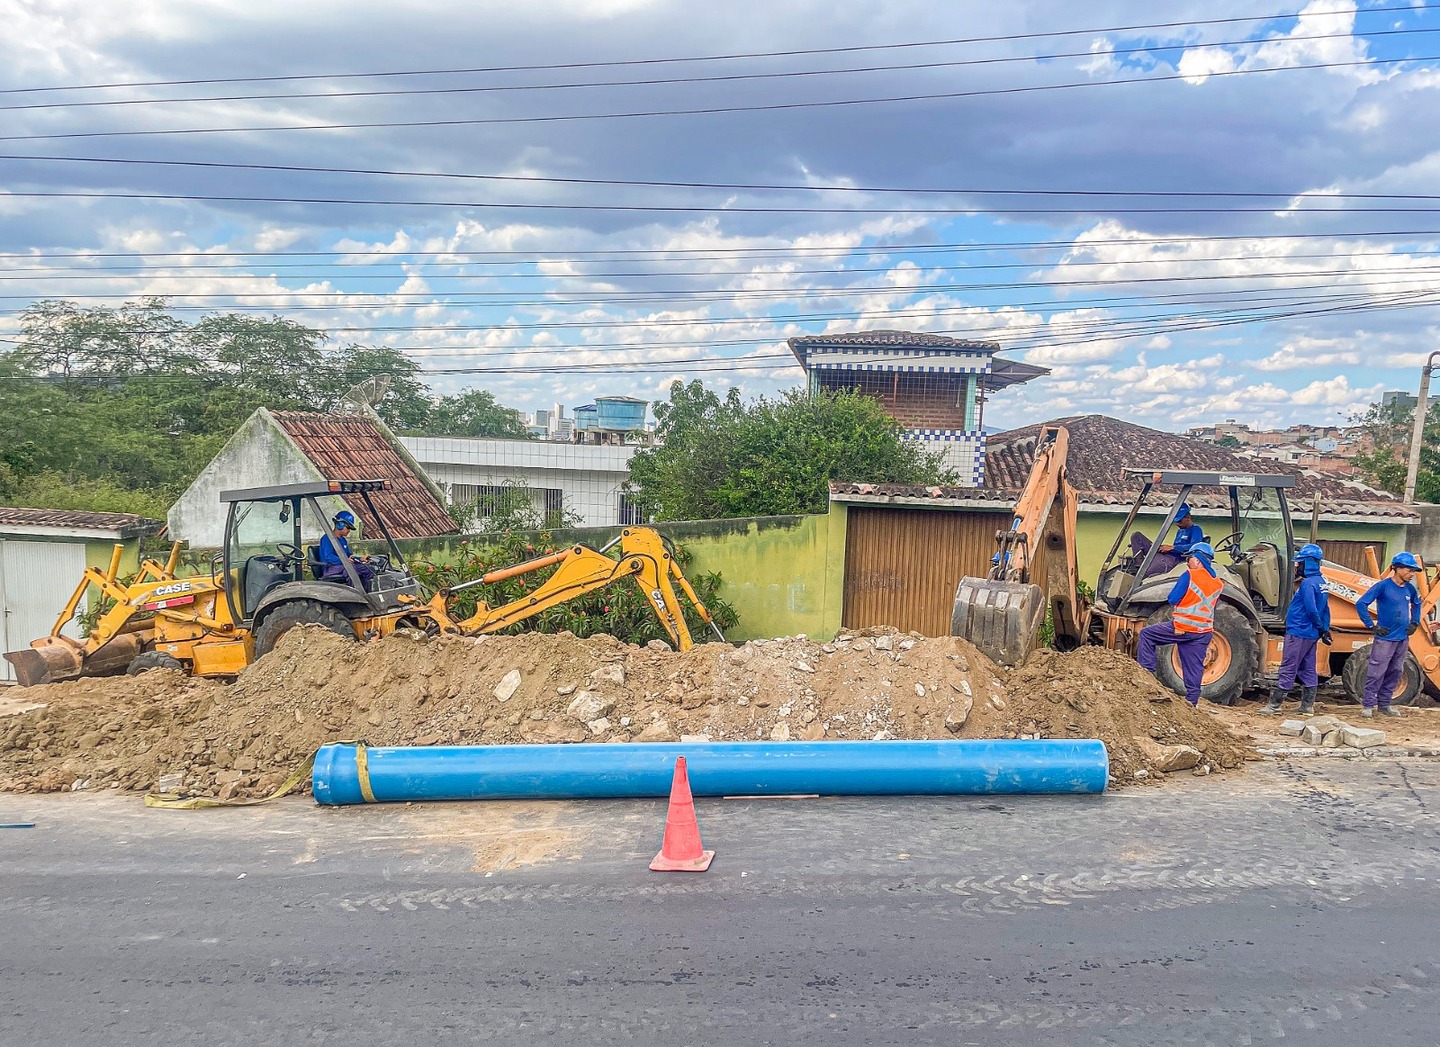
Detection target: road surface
<box><xmin>2</xmin><ymin>758</ymin><xmax>1439</xmax><ymax>1045</ymax></box>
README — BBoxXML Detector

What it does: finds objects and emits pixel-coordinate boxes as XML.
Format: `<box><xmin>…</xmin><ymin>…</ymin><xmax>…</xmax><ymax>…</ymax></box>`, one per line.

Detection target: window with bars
<box><xmin>618</xmin><ymin>493</ymin><xmax>646</xmax><ymax>525</ymax></box>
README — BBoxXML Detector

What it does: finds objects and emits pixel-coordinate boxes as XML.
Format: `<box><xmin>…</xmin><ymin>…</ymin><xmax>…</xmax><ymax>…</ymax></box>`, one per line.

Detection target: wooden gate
<box><xmin>841</xmin><ymin>506</ymin><xmax>1011</xmax><ymax>636</ymax></box>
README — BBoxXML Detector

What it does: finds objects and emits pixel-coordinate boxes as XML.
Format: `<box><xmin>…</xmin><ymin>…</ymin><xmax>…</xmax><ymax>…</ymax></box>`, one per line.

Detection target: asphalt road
<box><xmin>3</xmin><ymin>758</ymin><xmax>1439</xmax><ymax>1046</ymax></box>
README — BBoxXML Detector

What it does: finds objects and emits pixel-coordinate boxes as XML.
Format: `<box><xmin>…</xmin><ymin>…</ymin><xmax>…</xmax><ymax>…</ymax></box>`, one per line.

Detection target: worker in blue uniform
<box><xmin>1130</xmin><ymin>503</ymin><xmax>1205</xmax><ymax>577</ymax></box>
<box><xmin>1137</xmin><ymin>542</ymin><xmax>1222</xmax><ymax>706</ymax></box>
<box><xmin>1354</xmin><ymin>552</ymin><xmax>1424</xmax><ymax>717</ymax></box>
<box><xmin>1259</xmin><ymin>543</ymin><xmax>1331</xmax><ymax>716</ymax></box>
<box><xmin>318</xmin><ymin>509</ymin><xmax>376</xmax><ymax>589</ymax></box>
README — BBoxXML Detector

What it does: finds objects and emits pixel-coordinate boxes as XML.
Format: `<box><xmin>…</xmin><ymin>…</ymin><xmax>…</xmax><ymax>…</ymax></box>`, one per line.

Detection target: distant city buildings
<box><xmin>522</xmin><ymin>398</ymin><xmax>653</xmax><ymax>444</ymax></box>
<box><xmin>1185</xmin><ymin>418</ymin><xmax>1371</xmax><ymax>478</ymax></box>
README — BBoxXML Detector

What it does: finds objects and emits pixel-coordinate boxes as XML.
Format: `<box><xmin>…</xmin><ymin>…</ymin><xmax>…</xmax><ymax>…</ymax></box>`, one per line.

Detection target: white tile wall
<box><xmin>900</xmin><ymin>431</ymin><xmax>986</xmax><ymax>487</ymax></box>
<box><xmin>399</xmin><ymin>436</ymin><xmax>638</xmax><ymax>527</ymax></box>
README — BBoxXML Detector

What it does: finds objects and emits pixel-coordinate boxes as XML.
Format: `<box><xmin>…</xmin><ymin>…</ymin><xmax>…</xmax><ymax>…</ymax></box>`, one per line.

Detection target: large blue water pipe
<box><xmin>311</xmin><ymin>739</ymin><xmax>1108</xmax><ymax>805</ymax></box>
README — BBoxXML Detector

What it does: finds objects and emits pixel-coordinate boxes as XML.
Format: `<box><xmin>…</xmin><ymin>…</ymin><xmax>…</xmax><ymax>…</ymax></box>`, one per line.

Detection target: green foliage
<box><xmin>0</xmin><ymin>299</ymin><xmax>529</xmax><ymax>515</ymax></box>
<box><xmin>627</xmin><ymin>380</ymin><xmax>956</xmax><ymax>520</ymax></box>
<box><xmin>449</xmin><ymin>478</ymin><xmax>583</xmax><ymax>532</ymax></box>
<box><xmin>1216</xmin><ymin>434</ymin><xmax>1243</xmax><ymax>449</ymax></box>
<box><xmin>415</xmin><ymin>388</ymin><xmax>531</xmax><ymax>439</ymax></box>
<box><xmin>410</xmin><ymin>531</ymin><xmax>738</xmax><ymax>646</ymax></box>
<box><xmin>1350</xmin><ymin>398</ymin><xmax>1436</xmax><ymax>500</ymax></box>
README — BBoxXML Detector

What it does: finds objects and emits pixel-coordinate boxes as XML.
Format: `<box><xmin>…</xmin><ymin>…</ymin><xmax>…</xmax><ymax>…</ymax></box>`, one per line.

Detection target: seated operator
<box><xmin>318</xmin><ymin>510</ymin><xmax>376</xmax><ymax>588</ymax></box>
<box><xmin>1130</xmin><ymin>503</ymin><xmax>1205</xmax><ymax>578</ymax></box>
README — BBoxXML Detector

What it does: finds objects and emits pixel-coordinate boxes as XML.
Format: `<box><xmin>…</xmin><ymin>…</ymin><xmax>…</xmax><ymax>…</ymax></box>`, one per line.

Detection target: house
<box><xmin>827</xmin><ymin>414</ymin><xmax>1416</xmax><ymax>635</ymax></box>
<box><xmin>168</xmin><ymin>407</ymin><xmax>457</xmax><ymax>548</ymax></box>
<box><xmin>399</xmin><ymin>435</ymin><xmax>642</xmax><ymax>528</ymax></box>
<box><xmin>787</xmin><ymin>329</ymin><xmax>1048</xmax><ymax>487</ymax></box>
<box><xmin>0</xmin><ymin>508</ymin><xmax>161</xmax><ymax>682</ymax></box>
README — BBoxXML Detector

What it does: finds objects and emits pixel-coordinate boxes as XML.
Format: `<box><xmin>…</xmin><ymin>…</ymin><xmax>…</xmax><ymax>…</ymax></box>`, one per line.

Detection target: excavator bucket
<box><xmin>951</xmin><ymin>576</ymin><xmax>1046</xmax><ymax>669</ymax></box>
<box><xmin>3</xmin><ymin>634</ymin><xmax>141</xmax><ymax>687</ymax></box>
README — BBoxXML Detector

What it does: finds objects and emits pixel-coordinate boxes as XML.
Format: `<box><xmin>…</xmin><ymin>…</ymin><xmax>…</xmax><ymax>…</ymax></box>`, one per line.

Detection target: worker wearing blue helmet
<box><xmin>1260</xmin><ymin>543</ymin><xmax>1331</xmax><ymax>716</ymax></box>
<box><xmin>318</xmin><ymin>509</ymin><xmax>376</xmax><ymax>589</ymax></box>
<box><xmin>1354</xmin><ymin>551</ymin><xmax>1425</xmax><ymax>717</ymax></box>
<box><xmin>1130</xmin><ymin>502</ymin><xmax>1205</xmax><ymax>578</ymax></box>
<box><xmin>1137</xmin><ymin>542</ymin><xmax>1223</xmax><ymax>707</ymax></box>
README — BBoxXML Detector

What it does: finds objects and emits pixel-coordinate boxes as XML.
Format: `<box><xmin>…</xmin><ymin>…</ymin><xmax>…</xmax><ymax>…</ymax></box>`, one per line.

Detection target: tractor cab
<box><xmin>218</xmin><ymin>479</ymin><xmax>421</xmax><ymax>627</ymax></box>
<box><xmin>1094</xmin><ymin>470</ymin><xmax>1298</xmax><ymax>628</ymax></box>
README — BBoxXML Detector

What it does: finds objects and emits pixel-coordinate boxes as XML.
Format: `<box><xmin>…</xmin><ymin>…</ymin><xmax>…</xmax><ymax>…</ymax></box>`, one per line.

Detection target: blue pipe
<box><xmin>311</xmin><ymin>739</ymin><xmax>1108</xmax><ymax>805</ymax></box>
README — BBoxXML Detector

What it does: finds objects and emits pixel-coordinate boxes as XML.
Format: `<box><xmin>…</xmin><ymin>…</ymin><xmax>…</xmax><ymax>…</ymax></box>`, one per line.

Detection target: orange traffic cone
<box><xmin>649</xmin><ymin>756</ymin><xmax>715</xmax><ymax>872</ymax></box>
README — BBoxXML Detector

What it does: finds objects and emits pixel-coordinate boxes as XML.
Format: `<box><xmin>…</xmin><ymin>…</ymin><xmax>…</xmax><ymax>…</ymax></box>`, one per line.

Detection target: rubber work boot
<box><xmin>1378</xmin><ymin>705</ymin><xmax>1402</xmax><ymax>718</ymax></box>
<box><xmin>1259</xmin><ymin>688</ymin><xmax>1290</xmax><ymax>715</ymax></box>
<box><xmin>1362</xmin><ymin>708</ymin><xmax>1375</xmax><ymax>719</ymax></box>
<box><xmin>1298</xmin><ymin>687</ymin><xmax>1317</xmax><ymax>716</ymax></box>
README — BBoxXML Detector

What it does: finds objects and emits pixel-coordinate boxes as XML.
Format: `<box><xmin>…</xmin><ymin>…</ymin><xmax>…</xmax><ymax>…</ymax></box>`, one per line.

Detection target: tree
<box><xmin>1351</xmin><ymin>398</ymin><xmax>1436</xmax><ymax>500</ymax></box>
<box><xmin>1216</xmin><ymin>434</ymin><xmax>1243</xmax><ymax>449</ymax></box>
<box><xmin>419</xmin><ymin>389</ymin><xmax>531</xmax><ymax>439</ymax></box>
<box><xmin>626</xmin><ymin>380</ymin><xmax>956</xmax><ymax>520</ymax></box>
<box><xmin>0</xmin><ymin>299</ymin><xmax>530</xmax><ymax>515</ymax></box>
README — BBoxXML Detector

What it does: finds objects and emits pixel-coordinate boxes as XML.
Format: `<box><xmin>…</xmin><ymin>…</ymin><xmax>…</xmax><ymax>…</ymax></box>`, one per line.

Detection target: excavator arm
<box><xmin>424</xmin><ymin>527</ymin><xmax>726</xmax><ymax>651</ymax></box>
<box><xmin>951</xmin><ymin>425</ymin><xmax>1083</xmax><ymax>667</ymax></box>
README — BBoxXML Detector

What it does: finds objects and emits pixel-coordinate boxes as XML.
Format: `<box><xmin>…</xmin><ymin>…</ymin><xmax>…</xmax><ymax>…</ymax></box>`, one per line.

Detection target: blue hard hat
<box><xmin>1392</xmin><ymin>551</ymin><xmax>1420</xmax><ymax>570</ymax></box>
<box><xmin>333</xmin><ymin>510</ymin><xmax>356</xmax><ymax>529</ymax></box>
<box><xmin>1296</xmin><ymin>543</ymin><xmax>1324</xmax><ymax>562</ymax></box>
<box><xmin>1176</xmin><ymin>503</ymin><xmax>1194</xmax><ymax>519</ymax></box>
<box><xmin>1189</xmin><ymin>542</ymin><xmax>1215</xmax><ymax>562</ymax></box>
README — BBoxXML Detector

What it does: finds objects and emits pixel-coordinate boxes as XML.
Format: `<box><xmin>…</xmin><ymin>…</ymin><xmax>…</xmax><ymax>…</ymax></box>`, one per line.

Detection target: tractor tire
<box><xmin>126</xmin><ymin>651</ymin><xmax>184</xmax><ymax>676</ymax></box>
<box><xmin>1147</xmin><ymin>602</ymin><xmax>1257</xmax><ymax>707</ymax></box>
<box><xmin>1340</xmin><ymin>643</ymin><xmax>1423</xmax><ymax>706</ymax></box>
<box><xmin>253</xmin><ymin>599</ymin><xmax>358</xmax><ymax>659</ymax></box>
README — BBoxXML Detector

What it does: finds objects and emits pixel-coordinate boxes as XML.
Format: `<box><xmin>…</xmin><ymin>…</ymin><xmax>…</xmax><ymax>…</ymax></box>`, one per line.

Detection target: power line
<box><xmin>6</xmin><ymin>26</ymin><xmax>1435</xmax><ymax>112</ymax></box>
<box><xmin>4</xmin><ymin>229</ymin><xmax>1438</xmax><ymax>262</ymax></box>
<box><xmin>3</xmin><ymin>54</ymin><xmax>1433</xmax><ymax>143</ymax></box>
<box><xmin>10</xmin><ymin>188</ymin><xmax>1440</xmax><ymax>217</ymax></box>
<box><xmin>8</xmin><ymin>5</ymin><xmax>1431</xmax><ymax>95</ymax></box>
<box><xmin>8</xmin><ymin>153</ymin><xmax>1440</xmax><ymax>203</ymax></box>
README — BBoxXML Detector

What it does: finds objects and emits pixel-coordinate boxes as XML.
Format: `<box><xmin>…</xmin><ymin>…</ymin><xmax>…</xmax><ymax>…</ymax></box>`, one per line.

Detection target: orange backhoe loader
<box><xmin>952</xmin><ymin>431</ymin><xmax>1440</xmax><ymax>706</ymax></box>
<box><xmin>4</xmin><ymin>479</ymin><xmax>724</xmax><ymax>686</ymax></box>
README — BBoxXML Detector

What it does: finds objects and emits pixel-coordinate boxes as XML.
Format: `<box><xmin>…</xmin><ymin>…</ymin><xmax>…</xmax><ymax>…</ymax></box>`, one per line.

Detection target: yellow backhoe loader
<box><xmin>952</xmin><ymin>432</ymin><xmax>1440</xmax><ymax>706</ymax></box>
<box><xmin>4</xmin><ymin>479</ymin><xmax>723</xmax><ymax>686</ymax></box>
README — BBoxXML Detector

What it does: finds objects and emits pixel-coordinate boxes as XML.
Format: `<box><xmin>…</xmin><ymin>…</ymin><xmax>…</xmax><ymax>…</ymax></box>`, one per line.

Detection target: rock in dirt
<box><xmin>566</xmin><ymin>691</ymin><xmax>613</xmax><ymax>723</ymax></box>
<box><xmin>1135</xmin><ymin>736</ymin><xmax>1203</xmax><ymax>773</ymax></box>
<box><xmin>493</xmin><ymin>670</ymin><xmax>522</xmax><ymax>703</ymax></box>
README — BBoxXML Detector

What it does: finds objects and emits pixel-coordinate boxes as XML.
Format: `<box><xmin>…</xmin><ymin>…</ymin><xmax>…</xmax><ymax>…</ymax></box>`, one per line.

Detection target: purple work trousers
<box><xmin>1130</xmin><ymin>533</ymin><xmax>1181</xmax><ymax>578</ymax></box>
<box><xmin>1137</xmin><ymin>622</ymin><xmax>1213</xmax><ymax>706</ymax></box>
<box><xmin>1277</xmin><ymin>634</ymin><xmax>1319</xmax><ymax>690</ymax></box>
<box><xmin>1361</xmin><ymin>637</ymin><xmax>1409</xmax><ymax>709</ymax></box>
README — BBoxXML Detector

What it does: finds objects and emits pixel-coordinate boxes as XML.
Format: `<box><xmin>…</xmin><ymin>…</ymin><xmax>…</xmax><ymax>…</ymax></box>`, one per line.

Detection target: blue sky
<box><xmin>1</xmin><ymin>0</ymin><xmax>1438</xmax><ymax>432</ymax></box>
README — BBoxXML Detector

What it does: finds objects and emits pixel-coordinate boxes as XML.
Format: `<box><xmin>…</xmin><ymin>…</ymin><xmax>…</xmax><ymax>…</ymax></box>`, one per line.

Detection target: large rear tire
<box><xmin>1340</xmin><ymin>643</ymin><xmax>1422</xmax><ymax>706</ymax></box>
<box><xmin>253</xmin><ymin>599</ymin><xmax>358</xmax><ymax>659</ymax></box>
<box><xmin>126</xmin><ymin>651</ymin><xmax>184</xmax><ymax>675</ymax></box>
<box><xmin>1147</xmin><ymin>602</ymin><xmax>1257</xmax><ymax>706</ymax></box>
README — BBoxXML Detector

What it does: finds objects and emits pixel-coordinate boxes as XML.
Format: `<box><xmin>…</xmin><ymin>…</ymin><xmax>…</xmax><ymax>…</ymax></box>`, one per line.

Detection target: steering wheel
<box><xmin>369</xmin><ymin>553</ymin><xmax>392</xmax><ymax>572</ymax></box>
<box><xmin>274</xmin><ymin>542</ymin><xmax>304</xmax><ymax>568</ymax></box>
<box><xmin>1211</xmin><ymin>532</ymin><xmax>1246</xmax><ymax>560</ymax></box>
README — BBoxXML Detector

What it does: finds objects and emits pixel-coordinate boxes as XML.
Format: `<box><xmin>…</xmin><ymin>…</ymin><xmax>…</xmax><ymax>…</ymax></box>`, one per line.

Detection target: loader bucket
<box><xmin>951</xmin><ymin>577</ymin><xmax>1046</xmax><ymax>668</ymax></box>
<box><xmin>4</xmin><ymin>638</ymin><xmax>85</xmax><ymax>687</ymax></box>
<box><xmin>3</xmin><ymin>633</ymin><xmax>142</xmax><ymax>687</ymax></box>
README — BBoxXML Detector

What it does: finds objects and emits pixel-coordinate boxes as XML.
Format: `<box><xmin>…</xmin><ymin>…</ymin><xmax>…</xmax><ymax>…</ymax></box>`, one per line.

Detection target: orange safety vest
<box><xmin>1173</xmin><ymin>568</ymin><xmax>1223</xmax><ymax>634</ymax></box>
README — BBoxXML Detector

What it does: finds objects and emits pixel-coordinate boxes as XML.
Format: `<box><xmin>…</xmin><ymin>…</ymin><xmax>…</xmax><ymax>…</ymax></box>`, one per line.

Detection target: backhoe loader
<box><xmin>951</xmin><ymin>434</ymin><xmax>1440</xmax><ymax>706</ymax></box>
<box><xmin>5</xmin><ymin>479</ymin><xmax>724</xmax><ymax>686</ymax></box>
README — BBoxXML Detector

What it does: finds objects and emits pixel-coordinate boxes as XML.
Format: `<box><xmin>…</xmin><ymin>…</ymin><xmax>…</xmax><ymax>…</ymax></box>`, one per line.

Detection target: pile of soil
<box><xmin>0</xmin><ymin>626</ymin><xmax>1254</xmax><ymax>798</ymax></box>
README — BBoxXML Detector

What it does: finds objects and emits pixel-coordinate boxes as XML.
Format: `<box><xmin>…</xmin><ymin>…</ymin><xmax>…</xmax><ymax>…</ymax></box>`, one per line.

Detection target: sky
<box><xmin>1</xmin><ymin>0</ymin><xmax>1439</xmax><ymax>433</ymax></box>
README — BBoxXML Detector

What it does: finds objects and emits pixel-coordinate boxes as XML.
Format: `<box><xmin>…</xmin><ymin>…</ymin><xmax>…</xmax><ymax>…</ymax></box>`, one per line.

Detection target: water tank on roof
<box><xmin>595</xmin><ymin>396</ymin><xmax>647</xmax><ymax>431</ymax></box>
<box><xmin>574</xmin><ymin>404</ymin><xmax>597</xmax><ymax>431</ymax></box>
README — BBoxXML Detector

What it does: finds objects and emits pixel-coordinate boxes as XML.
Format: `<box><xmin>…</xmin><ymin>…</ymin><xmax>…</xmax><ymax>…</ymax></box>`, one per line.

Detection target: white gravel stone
<box><xmin>493</xmin><ymin>669</ymin><xmax>522</xmax><ymax>703</ymax></box>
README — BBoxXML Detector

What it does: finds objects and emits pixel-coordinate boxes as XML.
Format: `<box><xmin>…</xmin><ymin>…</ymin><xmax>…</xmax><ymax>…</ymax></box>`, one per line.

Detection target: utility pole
<box><xmin>1403</xmin><ymin>350</ymin><xmax>1440</xmax><ymax>504</ymax></box>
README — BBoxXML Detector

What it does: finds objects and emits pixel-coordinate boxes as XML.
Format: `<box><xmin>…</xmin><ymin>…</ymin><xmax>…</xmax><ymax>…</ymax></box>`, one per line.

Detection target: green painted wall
<box><xmin>82</xmin><ymin>537</ymin><xmax>144</xmax><ymax>575</ymax></box>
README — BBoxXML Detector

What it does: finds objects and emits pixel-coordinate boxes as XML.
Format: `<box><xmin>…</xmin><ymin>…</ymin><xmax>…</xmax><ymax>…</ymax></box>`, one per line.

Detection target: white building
<box><xmin>399</xmin><ymin>436</ymin><xmax>644</xmax><ymax>528</ymax></box>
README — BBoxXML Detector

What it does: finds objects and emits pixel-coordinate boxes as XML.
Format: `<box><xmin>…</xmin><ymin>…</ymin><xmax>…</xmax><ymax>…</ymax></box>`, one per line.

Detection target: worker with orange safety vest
<box><xmin>1136</xmin><ymin>542</ymin><xmax>1223</xmax><ymax>706</ymax></box>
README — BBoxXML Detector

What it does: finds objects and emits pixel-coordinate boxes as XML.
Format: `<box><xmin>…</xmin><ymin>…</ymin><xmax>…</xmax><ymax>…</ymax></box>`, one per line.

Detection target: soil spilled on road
<box><xmin>0</xmin><ymin>626</ymin><xmax>1254</xmax><ymax>798</ymax></box>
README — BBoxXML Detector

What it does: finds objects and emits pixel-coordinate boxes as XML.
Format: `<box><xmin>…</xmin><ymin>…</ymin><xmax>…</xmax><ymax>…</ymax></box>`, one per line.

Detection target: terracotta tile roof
<box><xmin>830</xmin><ymin>482</ymin><xmax>1011</xmax><ymax>504</ymax></box>
<box><xmin>789</xmin><ymin>329</ymin><xmax>1002</xmax><ymax>351</ymax></box>
<box><xmin>986</xmin><ymin>415</ymin><xmax>1417</xmax><ymax>522</ymax></box>
<box><xmin>270</xmin><ymin>411</ymin><xmax>457</xmax><ymax>539</ymax></box>
<box><xmin>0</xmin><ymin>507</ymin><xmax>162</xmax><ymax>535</ymax></box>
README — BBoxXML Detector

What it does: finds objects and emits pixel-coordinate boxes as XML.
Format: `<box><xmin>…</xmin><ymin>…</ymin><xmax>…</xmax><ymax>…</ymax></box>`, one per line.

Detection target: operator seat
<box><xmin>1245</xmin><ymin>543</ymin><xmax>1282</xmax><ymax>610</ymax></box>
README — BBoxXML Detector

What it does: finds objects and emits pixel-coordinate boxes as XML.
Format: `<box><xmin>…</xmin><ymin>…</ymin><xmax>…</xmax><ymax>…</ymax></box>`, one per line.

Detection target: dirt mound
<box><xmin>1004</xmin><ymin>647</ymin><xmax>1257</xmax><ymax>782</ymax></box>
<box><xmin>0</xmin><ymin>627</ymin><xmax>1254</xmax><ymax>798</ymax></box>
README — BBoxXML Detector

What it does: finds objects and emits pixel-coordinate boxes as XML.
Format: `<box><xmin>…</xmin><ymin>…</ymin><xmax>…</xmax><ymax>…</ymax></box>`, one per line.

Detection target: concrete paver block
<box><xmin>1340</xmin><ymin>726</ymin><xmax>1387</xmax><ymax>749</ymax></box>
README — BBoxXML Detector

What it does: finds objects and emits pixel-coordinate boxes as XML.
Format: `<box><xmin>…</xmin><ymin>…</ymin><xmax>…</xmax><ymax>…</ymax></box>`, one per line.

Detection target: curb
<box><xmin>1257</xmin><ymin>745</ymin><xmax>1440</xmax><ymax>759</ymax></box>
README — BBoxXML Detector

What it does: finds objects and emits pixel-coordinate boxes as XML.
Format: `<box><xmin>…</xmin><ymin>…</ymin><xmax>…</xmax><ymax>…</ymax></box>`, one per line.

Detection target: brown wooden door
<box><xmin>842</xmin><ymin>506</ymin><xmax>1011</xmax><ymax>636</ymax></box>
<box><xmin>1319</xmin><ymin>539</ymin><xmax>1386</xmax><ymax>574</ymax></box>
